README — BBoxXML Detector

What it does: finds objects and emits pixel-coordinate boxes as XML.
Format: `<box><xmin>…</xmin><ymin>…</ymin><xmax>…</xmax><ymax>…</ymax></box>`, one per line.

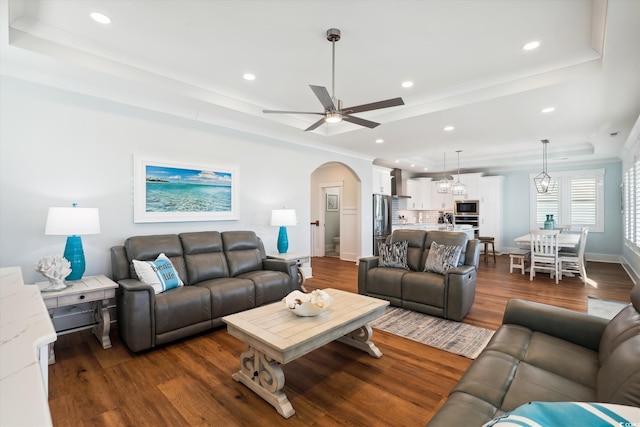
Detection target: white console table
<box><xmin>0</xmin><ymin>266</ymin><xmax>56</xmax><ymax>426</ymax></box>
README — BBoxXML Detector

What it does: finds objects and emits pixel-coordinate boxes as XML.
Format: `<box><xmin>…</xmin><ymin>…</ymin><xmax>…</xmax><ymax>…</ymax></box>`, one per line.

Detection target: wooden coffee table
<box><xmin>222</xmin><ymin>288</ymin><xmax>389</xmax><ymax>418</ymax></box>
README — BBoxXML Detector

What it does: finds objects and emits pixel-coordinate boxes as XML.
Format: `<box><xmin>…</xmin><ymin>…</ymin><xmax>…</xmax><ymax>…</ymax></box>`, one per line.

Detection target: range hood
<box><xmin>391</xmin><ymin>168</ymin><xmax>411</xmax><ymax>198</ymax></box>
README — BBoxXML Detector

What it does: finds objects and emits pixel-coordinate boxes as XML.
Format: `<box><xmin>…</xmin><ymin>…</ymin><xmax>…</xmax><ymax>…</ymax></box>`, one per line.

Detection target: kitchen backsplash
<box><xmin>391</xmin><ymin>199</ymin><xmax>450</xmax><ymax>225</ymax></box>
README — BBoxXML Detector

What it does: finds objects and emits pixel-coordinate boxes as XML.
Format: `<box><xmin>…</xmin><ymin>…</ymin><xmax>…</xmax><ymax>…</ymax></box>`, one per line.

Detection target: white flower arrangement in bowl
<box><xmin>283</xmin><ymin>289</ymin><xmax>333</xmax><ymax>317</ymax></box>
<box><xmin>35</xmin><ymin>255</ymin><xmax>72</xmax><ymax>291</ymax></box>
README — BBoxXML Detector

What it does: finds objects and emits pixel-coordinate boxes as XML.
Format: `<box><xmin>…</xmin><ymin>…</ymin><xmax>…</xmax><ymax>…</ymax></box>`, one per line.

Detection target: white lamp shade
<box><xmin>271</xmin><ymin>209</ymin><xmax>297</xmax><ymax>226</ymax></box>
<box><xmin>45</xmin><ymin>207</ymin><xmax>101</xmax><ymax>235</ymax></box>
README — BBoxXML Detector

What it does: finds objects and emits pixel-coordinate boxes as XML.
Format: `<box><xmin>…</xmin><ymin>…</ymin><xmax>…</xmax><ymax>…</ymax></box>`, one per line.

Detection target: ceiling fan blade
<box><xmin>343</xmin><ymin>97</ymin><xmax>405</xmax><ymax>114</ymax></box>
<box><xmin>305</xmin><ymin>117</ymin><xmax>327</xmax><ymax>131</ymax></box>
<box><xmin>263</xmin><ymin>110</ymin><xmax>324</xmax><ymax>115</ymax></box>
<box><xmin>309</xmin><ymin>85</ymin><xmax>336</xmax><ymax>111</ymax></box>
<box><xmin>342</xmin><ymin>115</ymin><xmax>380</xmax><ymax>129</ymax></box>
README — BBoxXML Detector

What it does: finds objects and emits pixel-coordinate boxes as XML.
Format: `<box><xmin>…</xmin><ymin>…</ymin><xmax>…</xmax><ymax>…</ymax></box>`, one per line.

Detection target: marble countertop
<box><xmin>0</xmin><ymin>266</ymin><xmax>56</xmax><ymax>426</ymax></box>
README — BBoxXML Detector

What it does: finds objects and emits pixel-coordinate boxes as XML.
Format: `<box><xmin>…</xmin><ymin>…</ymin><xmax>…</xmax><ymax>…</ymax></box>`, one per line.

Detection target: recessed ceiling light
<box><xmin>395</xmin><ymin>160</ymin><xmax>400</xmax><ymax>163</ymax></box>
<box><xmin>90</xmin><ymin>12</ymin><xmax>111</xmax><ymax>24</ymax></box>
<box><xmin>444</xmin><ymin>126</ymin><xmax>455</xmax><ymax>132</ymax></box>
<box><xmin>522</xmin><ymin>40</ymin><xmax>540</xmax><ymax>51</ymax></box>
<box><xmin>375</xmin><ymin>139</ymin><xmax>384</xmax><ymax>144</ymax></box>
<box><xmin>401</xmin><ymin>81</ymin><xmax>414</xmax><ymax>88</ymax></box>
<box><xmin>541</xmin><ymin>107</ymin><xmax>555</xmax><ymax>113</ymax></box>
<box><xmin>411</xmin><ymin>164</ymin><xmax>415</xmax><ymax>167</ymax></box>
<box><xmin>424</xmin><ymin>167</ymin><xmax>429</xmax><ymax>171</ymax></box>
<box><xmin>243</xmin><ymin>73</ymin><xmax>256</xmax><ymax>81</ymax></box>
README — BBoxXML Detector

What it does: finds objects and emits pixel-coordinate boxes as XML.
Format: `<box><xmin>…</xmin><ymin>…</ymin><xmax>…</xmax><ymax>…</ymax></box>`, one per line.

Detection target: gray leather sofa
<box><xmin>427</xmin><ymin>284</ymin><xmax>640</xmax><ymax>426</ymax></box>
<box><xmin>110</xmin><ymin>230</ymin><xmax>298</xmax><ymax>352</ymax></box>
<box><xmin>358</xmin><ymin>229</ymin><xmax>480</xmax><ymax>321</ymax></box>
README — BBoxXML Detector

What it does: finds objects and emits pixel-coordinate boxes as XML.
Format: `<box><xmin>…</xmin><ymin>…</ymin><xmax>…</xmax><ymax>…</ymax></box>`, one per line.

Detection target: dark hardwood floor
<box><xmin>48</xmin><ymin>256</ymin><xmax>635</xmax><ymax>426</ymax></box>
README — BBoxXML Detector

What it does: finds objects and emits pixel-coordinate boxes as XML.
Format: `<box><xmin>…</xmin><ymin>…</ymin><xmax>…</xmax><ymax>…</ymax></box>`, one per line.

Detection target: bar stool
<box><xmin>479</xmin><ymin>236</ymin><xmax>496</xmax><ymax>263</ymax></box>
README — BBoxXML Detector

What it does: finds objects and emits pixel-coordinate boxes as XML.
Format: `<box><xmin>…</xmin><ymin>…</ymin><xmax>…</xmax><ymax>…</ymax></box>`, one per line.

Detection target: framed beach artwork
<box><xmin>326</xmin><ymin>194</ymin><xmax>339</xmax><ymax>211</ymax></box>
<box><xmin>134</xmin><ymin>157</ymin><xmax>239</xmax><ymax>223</ymax></box>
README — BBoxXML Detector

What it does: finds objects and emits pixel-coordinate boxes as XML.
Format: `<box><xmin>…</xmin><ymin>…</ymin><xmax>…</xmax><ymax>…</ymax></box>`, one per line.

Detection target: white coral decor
<box><xmin>35</xmin><ymin>255</ymin><xmax>72</xmax><ymax>290</ymax></box>
<box><xmin>283</xmin><ymin>289</ymin><xmax>333</xmax><ymax>317</ymax></box>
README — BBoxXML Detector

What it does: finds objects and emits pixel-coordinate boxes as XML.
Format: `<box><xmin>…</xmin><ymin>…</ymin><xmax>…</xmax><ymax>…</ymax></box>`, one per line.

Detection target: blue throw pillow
<box><xmin>483</xmin><ymin>401</ymin><xmax>640</xmax><ymax>426</ymax></box>
<box><xmin>133</xmin><ymin>253</ymin><xmax>184</xmax><ymax>294</ymax></box>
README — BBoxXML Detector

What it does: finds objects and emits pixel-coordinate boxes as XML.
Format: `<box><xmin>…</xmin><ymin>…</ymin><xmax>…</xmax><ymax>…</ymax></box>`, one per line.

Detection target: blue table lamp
<box><xmin>45</xmin><ymin>204</ymin><xmax>101</xmax><ymax>281</ymax></box>
<box><xmin>271</xmin><ymin>209</ymin><xmax>297</xmax><ymax>254</ymax></box>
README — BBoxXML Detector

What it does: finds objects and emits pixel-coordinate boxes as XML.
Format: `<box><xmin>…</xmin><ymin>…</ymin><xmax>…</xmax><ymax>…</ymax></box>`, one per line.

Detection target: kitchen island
<box><xmin>392</xmin><ymin>223</ymin><xmax>477</xmax><ymax>240</ymax></box>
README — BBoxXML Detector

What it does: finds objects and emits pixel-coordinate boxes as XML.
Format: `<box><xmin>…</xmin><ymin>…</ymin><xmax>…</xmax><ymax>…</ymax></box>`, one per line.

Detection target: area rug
<box><xmin>369</xmin><ymin>307</ymin><xmax>494</xmax><ymax>359</ymax></box>
<box><xmin>587</xmin><ymin>296</ymin><xmax>629</xmax><ymax>320</ymax></box>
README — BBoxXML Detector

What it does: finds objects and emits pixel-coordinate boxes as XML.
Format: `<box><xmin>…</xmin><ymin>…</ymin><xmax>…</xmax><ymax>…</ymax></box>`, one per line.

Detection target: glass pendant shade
<box><xmin>436</xmin><ymin>152</ymin><xmax>451</xmax><ymax>194</ymax></box>
<box><xmin>534</xmin><ymin>139</ymin><xmax>554</xmax><ymax>194</ymax></box>
<box><xmin>451</xmin><ymin>150</ymin><xmax>467</xmax><ymax>196</ymax></box>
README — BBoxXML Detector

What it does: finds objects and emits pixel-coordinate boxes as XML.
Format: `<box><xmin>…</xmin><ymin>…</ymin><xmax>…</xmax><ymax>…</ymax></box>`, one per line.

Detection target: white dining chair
<box><xmin>559</xmin><ymin>227</ymin><xmax>589</xmax><ymax>284</ymax></box>
<box><xmin>530</xmin><ymin>229</ymin><xmax>561</xmax><ymax>284</ymax></box>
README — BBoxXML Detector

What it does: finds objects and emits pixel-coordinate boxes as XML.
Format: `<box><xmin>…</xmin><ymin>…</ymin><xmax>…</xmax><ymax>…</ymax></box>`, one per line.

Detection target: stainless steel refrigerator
<box><xmin>373</xmin><ymin>194</ymin><xmax>392</xmax><ymax>255</ymax></box>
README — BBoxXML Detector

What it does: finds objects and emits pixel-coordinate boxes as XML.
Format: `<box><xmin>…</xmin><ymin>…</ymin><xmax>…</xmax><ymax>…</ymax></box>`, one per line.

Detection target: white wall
<box><xmin>0</xmin><ymin>76</ymin><xmax>374</xmax><ymax>283</ymax></box>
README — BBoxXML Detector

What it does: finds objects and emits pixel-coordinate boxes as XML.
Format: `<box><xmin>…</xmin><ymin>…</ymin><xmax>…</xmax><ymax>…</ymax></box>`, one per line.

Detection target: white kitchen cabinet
<box><xmin>430</xmin><ymin>182</ymin><xmax>454</xmax><ymax>211</ymax></box>
<box><xmin>405</xmin><ymin>178</ymin><xmax>420</xmax><ymax>209</ymax></box>
<box><xmin>452</xmin><ymin>173</ymin><xmax>483</xmax><ymax>201</ymax></box>
<box><xmin>479</xmin><ymin>176</ymin><xmax>504</xmax><ymax>251</ymax></box>
<box><xmin>416</xmin><ymin>177</ymin><xmax>432</xmax><ymax>209</ymax></box>
<box><xmin>372</xmin><ymin>166</ymin><xmax>392</xmax><ymax>195</ymax></box>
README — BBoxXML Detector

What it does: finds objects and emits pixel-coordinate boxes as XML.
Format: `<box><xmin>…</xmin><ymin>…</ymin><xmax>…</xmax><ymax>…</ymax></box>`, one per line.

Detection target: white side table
<box><xmin>267</xmin><ymin>252</ymin><xmax>312</xmax><ymax>289</ymax></box>
<box><xmin>37</xmin><ymin>275</ymin><xmax>118</xmax><ymax>364</ymax></box>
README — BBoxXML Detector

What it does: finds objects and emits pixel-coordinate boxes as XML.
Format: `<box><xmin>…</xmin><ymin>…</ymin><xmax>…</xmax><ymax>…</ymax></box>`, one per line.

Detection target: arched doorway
<box><xmin>310</xmin><ymin>162</ymin><xmax>361</xmax><ymax>262</ymax></box>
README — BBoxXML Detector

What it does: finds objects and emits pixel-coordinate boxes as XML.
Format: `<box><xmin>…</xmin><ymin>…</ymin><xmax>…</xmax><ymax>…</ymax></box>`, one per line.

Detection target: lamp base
<box><xmin>277</xmin><ymin>226</ymin><xmax>289</xmax><ymax>254</ymax></box>
<box><xmin>63</xmin><ymin>235</ymin><xmax>86</xmax><ymax>281</ymax></box>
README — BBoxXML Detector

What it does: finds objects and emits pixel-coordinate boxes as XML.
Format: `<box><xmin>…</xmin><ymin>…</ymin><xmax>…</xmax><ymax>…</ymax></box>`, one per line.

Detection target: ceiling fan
<box><xmin>263</xmin><ymin>28</ymin><xmax>405</xmax><ymax>131</ymax></box>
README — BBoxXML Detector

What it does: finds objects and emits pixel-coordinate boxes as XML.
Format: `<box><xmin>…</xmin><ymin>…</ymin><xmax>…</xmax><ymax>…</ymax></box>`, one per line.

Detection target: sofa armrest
<box><xmin>110</xmin><ymin>245</ymin><xmax>130</xmax><ymax>281</ymax></box>
<box><xmin>117</xmin><ymin>278</ymin><xmax>156</xmax><ymax>352</ymax></box>
<box><xmin>444</xmin><ymin>266</ymin><xmax>477</xmax><ymax>321</ymax></box>
<box><xmin>358</xmin><ymin>256</ymin><xmax>379</xmax><ymax>295</ymax></box>
<box><xmin>263</xmin><ymin>259</ymin><xmax>299</xmax><ymax>291</ymax></box>
<box><xmin>502</xmin><ymin>298</ymin><xmax>609</xmax><ymax>351</ymax></box>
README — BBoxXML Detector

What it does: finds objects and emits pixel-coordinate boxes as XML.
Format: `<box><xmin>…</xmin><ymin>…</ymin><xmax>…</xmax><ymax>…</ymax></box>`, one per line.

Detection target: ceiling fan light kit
<box><xmin>534</xmin><ymin>139</ymin><xmax>556</xmax><ymax>193</ymax></box>
<box><xmin>262</xmin><ymin>28</ymin><xmax>404</xmax><ymax>131</ymax></box>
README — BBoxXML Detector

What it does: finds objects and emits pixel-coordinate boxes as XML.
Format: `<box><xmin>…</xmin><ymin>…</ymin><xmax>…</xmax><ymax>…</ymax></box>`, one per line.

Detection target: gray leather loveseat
<box><xmin>427</xmin><ymin>284</ymin><xmax>640</xmax><ymax>426</ymax></box>
<box><xmin>110</xmin><ymin>230</ymin><xmax>298</xmax><ymax>352</ymax></box>
<box><xmin>358</xmin><ymin>229</ymin><xmax>480</xmax><ymax>321</ymax></box>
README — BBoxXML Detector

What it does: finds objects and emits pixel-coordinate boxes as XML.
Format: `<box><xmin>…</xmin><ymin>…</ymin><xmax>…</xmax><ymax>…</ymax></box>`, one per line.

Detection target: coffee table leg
<box><xmin>337</xmin><ymin>324</ymin><xmax>383</xmax><ymax>358</ymax></box>
<box><xmin>232</xmin><ymin>346</ymin><xmax>295</xmax><ymax>418</ymax></box>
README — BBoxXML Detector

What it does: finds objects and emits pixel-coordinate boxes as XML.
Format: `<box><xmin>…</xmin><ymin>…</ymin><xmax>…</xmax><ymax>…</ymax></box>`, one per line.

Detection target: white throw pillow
<box><xmin>132</xmin><ymin>253</ymin><xmax>184</xmax><ymax>294</ymax></box>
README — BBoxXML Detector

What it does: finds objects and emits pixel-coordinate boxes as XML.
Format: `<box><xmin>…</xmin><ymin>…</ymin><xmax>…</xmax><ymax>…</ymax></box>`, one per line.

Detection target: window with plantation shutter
<box><xmin>530</xmin><ymin>169</ymin><xmax>604</xmax><ymax>232</ymax></box>
<box><xmin>626</xmin><ymin>159</ymin><xmax>640</xmax><ymax>250</ymax></box>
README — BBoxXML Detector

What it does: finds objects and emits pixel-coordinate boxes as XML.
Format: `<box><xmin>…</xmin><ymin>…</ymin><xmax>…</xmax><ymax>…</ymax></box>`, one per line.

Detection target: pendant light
<box><xmin>435</xmin><ymin>152</ymin><xmax>451</xmax><ymax>194</ymax></box>
<box><xmin>533</xmin><ymin>139</ymin><xmax>555</xmax><ymax>193</ymax></box>
<box><xmin>451</xmin><ymin>150</ymin><xmax>467</xmax><ymax>196</ymax></box>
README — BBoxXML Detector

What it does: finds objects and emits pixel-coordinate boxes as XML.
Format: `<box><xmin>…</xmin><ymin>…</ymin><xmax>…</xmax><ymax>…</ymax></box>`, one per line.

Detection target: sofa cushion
<box><xmin>389</xmin><ymin>229</ymin><xmax>427</xmax><ymax>271</ymax></box>
<box><xmin>424</xmin><ymin>241</ymin><xmax>462</xmax><ymax>274</ymax></box>
<box><xmin>154</xmin><ymin>285</ymin><xmax>211</xmax><ymax>334</ymax></box>
<box><xmin>378</xmin><ymin>240</ymin><xmax>409</xmax><ymax>269</ymax></box>
<box><xmin>180</xmin><ymin>231</ymin><xmax>230</xmax><ymax>284</ymax></box>
<box><xmin>365</xmin><ymin>267</ymin><xmax>407</xmax><ymax>300</ymax></box>
<box><xmin>237</xmin><ymin>270</ymin><xmax>291</xmax><ymax>306</ymax></box>
<box><xmin>132</xmin><ymin>253</ymin><xmax>184</xmax><ymax>294</ymax></box>
<box><xmin>401</xmin><ymin>272</ymin><xmax>446</xmax><ymax>307</ymax></box>
<box><xmin>196</xmin><ymin>278</ymin><xmax>255</xmax><ymax>318</ymax></box>
<box><xmin>222</xmin><ymin>231</ymin><xmax>264</xmax><ymax>276</ymax></box>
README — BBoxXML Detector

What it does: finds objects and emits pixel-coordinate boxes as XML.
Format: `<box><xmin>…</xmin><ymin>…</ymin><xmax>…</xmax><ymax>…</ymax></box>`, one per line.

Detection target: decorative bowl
<box><xmin>283</xmin><ymin>290</ymin><xmax>333</xmax><ymax>317</ymax></box>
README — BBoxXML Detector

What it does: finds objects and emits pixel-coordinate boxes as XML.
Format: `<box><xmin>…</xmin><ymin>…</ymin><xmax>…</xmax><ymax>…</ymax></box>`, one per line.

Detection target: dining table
<box><xmin>514</xmin><ymin>232</ymin><xmax>580</xmax><ymax>249</ymax></box>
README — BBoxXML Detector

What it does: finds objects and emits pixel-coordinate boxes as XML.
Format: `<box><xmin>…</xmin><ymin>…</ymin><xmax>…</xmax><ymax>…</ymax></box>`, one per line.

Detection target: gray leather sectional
<box><xmin>358</xmin><ymin>229</ymin><xmax>480</xmax><ymax>321</ymax></box>
<box><xmin>427</xmin><ymin>284</ymin><xmax>640</xmax><ymax>426</ymax></box>
<box><xmin>110</xmin><ymin>230</ymin><xmax>298</xmax><ymax>352</ymax></box>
